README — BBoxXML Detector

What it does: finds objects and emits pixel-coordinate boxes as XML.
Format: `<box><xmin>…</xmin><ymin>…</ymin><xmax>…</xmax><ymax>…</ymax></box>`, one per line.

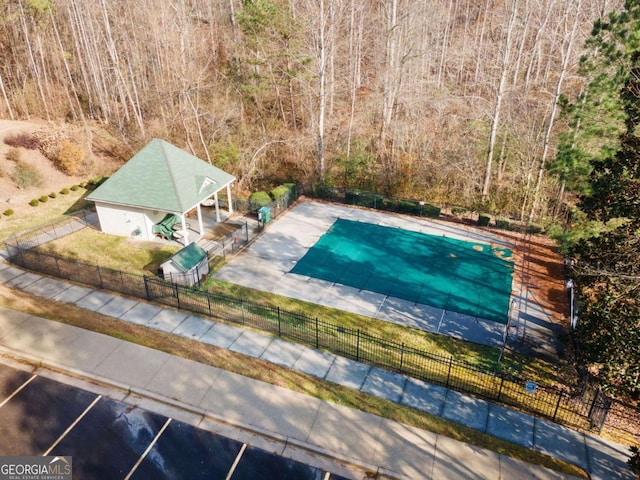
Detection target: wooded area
<box><xmin>0</xmin><ymin>0</ymin><xmax>622</xmax><ymax>221</ymax></box>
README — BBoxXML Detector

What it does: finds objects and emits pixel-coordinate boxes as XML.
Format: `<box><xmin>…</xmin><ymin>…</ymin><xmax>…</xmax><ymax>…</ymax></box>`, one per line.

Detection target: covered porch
<box><xmin>162</xmin><ymin>185</ymin><xmax>235</xmax><ymax>246</ymax></box>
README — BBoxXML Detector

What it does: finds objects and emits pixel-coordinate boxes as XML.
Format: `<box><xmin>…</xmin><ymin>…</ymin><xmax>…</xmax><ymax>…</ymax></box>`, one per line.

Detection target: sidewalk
<box><xmin>0</xmin><ymin>259</ymin><xmax>634</xmax><ymax>479</ymax></box>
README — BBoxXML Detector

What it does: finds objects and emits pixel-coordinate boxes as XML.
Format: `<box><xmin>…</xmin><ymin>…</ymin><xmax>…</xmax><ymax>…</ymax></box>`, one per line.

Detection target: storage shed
<box><xmin>160</xmin><ymin>242</ymin><xmax>209</xmax><ymax>286</ymax></box>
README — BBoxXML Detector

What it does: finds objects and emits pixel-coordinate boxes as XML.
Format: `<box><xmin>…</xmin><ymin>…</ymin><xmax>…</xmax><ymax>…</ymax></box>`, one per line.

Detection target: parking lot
<box><xmin>0</xmin><ymin>362</ymin><xmax>351</xmax><ymax>480</ymax></box>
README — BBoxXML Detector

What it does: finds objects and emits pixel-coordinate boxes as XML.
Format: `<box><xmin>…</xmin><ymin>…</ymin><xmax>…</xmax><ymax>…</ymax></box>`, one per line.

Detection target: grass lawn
<box><xmin>0</xmin><ymin>283</ymin><xmax>588</xmax><ymax>479</ymax></box>
<box><xmin>34</xmin><ymin>227</ymin><xmax>179</xmax><ymax>275</ymax></box>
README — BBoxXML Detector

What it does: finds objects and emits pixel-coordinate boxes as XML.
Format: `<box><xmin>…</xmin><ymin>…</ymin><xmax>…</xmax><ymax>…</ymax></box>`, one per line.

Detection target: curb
<box><xmin>0</xmin><ymin>344</ymin><xmax>404</xmax><ymax>480</ymax></box>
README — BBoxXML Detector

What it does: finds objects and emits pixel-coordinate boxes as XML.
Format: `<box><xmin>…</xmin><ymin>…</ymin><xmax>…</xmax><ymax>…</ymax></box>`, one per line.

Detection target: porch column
<box><xmin>196</xmin><ymin>203</ymin><xmax>204</xmax><ymax>235</ymax></box>
<box><xmin>180</xmin><ymin>214</ymin><xmax>190</xmax><ymax>245</ymax></box>
<box><xmin>226</xmin><ymin>183</ymin><xmax>233</xmax><ymax>214</ymax></box>
<box><xmin>214</xmin><ymin>191</ymin><xmax>221</xmax><ymax>222</ymax></box>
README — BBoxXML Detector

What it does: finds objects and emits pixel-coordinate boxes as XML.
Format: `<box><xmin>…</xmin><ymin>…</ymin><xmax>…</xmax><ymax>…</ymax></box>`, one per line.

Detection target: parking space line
<box><xmin>225</xmin><ymin>443</ymin><xmax>247</xmax><ymax>480</ymax></box>
<box><xmin>0</xmin><ymin>374</ymin><xmax>36</xmax><ymax>408</ymax></box>
<box><xmin>43</xmin><ymin>395</ymin><xmax>102</xmax><ymax>456</ymax></box>
<box><xmin>124</xmin><ymin>417</ymin><xmax>172</xmax><ymax>480</ymax></box>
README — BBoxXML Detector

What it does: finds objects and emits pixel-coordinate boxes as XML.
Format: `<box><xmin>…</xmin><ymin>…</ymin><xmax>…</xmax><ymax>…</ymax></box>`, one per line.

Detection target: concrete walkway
<box><xmin>0</xmin><ymin>259</ymin><xmax>634</xmax><ymax>479</ymax></box>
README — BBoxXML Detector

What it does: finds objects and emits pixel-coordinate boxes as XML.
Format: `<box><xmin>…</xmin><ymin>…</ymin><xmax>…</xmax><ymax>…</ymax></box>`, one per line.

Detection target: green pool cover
<box><xmin>290</xmin><ymin>218</ymin><xmax>514</xmax><ymax>324</ymax></box>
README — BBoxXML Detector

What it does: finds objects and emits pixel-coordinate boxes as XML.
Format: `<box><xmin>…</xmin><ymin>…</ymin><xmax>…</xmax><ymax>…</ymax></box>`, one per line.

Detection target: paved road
<box><xmin>0</xmin><ymin>362</ymin><xmax>351</xmax><ymax>480</ymax></box>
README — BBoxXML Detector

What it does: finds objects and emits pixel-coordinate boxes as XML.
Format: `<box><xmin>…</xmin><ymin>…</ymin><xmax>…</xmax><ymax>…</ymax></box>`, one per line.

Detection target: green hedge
<box><xmin>495</xmin><ymin>218</ymin><xmax>510</xmax><ymax>230</ymax></box>
<box><xmin>270</xmin><ymin>183</ymin><xmax>295</xmax><ymax>201</ymax></box>
<box><xmin>477</xmin><ymin>214</ymin><xmax>490</xmax><ymax>227</ymax></box>
<box><xmin>248</xmin><ymin>191</ymin><xmax>271</xmax><ymax>210</ymax></box>
<box><xmin>311</xmin><ymin>184</ymin><xmax>335</xmax><ymax>200</ymax></box>
<box><xmin>422</xmin><ymin>204</ymin><xmax>441</xmax><ymax>218</ymax></box>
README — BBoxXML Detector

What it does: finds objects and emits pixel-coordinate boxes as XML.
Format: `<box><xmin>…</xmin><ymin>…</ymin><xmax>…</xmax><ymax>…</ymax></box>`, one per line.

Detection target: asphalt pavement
<box><xmin>0</xmin><ymin>257</ymin><xmax>635</xmax><ymax>480</ymax></box>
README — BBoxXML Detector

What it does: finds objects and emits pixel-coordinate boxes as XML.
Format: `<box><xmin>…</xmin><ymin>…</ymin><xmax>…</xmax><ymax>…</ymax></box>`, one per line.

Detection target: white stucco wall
<box><xmin>94</xmin><ymin>202</ymin><xmax>170</xmax><ymax>241</ymax></box>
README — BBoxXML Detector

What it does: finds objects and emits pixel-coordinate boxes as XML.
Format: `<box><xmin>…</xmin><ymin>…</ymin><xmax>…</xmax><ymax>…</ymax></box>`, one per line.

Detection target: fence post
<box><xmin>497</xmin><ymin>376</ymin><xmax>505</xmax><ymax>402</ymax></box>
<box><xmin>356</xmin><ymin>329</ymin><xmax>361</xmax><ymax>361</ymax></box>
<box><xmin>143</xmin><ymin>276</ymin><xmax>151</xmax><ymax>301</ymax></box>
<box><xmin>241</xmin><ymin>299</ymin><xmax>245</xmax><ymax>325</ymax></box>
<box><xmin>315</xmin><ymin>317</ymin><xmax>319</xmax><ymax>348</ymax></box>
<box><xmin>399</xmin><ymin>342</ymin><xmax>405</xmax><ymax>373</ymax></box>
<box><xmin>446</xmin><ymin>356</ymin><xmax>454</xmax><ymax>388</ymax></box>
<box><xmin>553</xmin><ymin>391</ymin><xmax>563</xmax><ymax>420</ymax></box>
<box><xmin>207</xmin><ymin>291</ymin><xmax>212</xmax><ymax>317</ymax></box>
<box><xmin>174</xmin><ymin>283</ymin><xmax>181</xmax><ymax>310</ymax></box>
<box><xmin>54</xmin><ymin>255</ymin><xmax>61</xmax><ymax>278</ymax></box>
<box><xmin>277</xmin><ymin>306</ymin><xmax>281</xmax><ymax>336</ymax></box>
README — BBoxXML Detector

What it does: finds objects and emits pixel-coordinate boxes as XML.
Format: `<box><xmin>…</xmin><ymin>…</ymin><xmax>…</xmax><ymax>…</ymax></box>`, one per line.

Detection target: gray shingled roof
<box><xmin>87</xmin><ymin>139</ymin><xmax>235</xmax><ymax>213</ymax></box>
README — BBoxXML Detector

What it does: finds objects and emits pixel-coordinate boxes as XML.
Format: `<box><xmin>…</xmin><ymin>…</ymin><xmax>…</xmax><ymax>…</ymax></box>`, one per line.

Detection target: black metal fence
<box><xmin>301</xmin><ymin>184</ymin><xmax>545</xmax><ymax>234</ymax></box>
<box><xmin>2</xmin><ymin>184</ymin><xmax>613</xmax><ymax>434</ymax></box>
<box><xmin>4</xmin><ymin>238</ymin><xmax>611</xmax><ymax>433</ymax></box>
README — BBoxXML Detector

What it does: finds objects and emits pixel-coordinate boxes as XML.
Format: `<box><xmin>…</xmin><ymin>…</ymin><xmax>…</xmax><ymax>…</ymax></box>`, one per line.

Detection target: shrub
<box><xmin>397</xmin><ymin>199</ymin><xmax>421</xmax><ymax>215</ymax></box>
<box><xmin>477</xmin><ymin>214</ymin><xmax>491</xmax><ymax>227</ymax></box>
<box><xmin>39</xmin><ymin>195</ymin><xmax>48</xmax><ymax>203</ymax></box>
<box><xmin>11</xmin><ymin>162</ymin><xmax>43</xmax><ymax>189</ymax></box>
<box><xmin>87</xmin><ymin>176</ymin><xmax>108</xmax><ymax>188</ymax></box>
<box><xmin>48</xmin><ymin>191</ymin><xmax>57</xmax><ymax>199</ymax></box>
<box><xmin>248</xmin><ymin>191</ymin><xmax>271</xmax><ymax>210</ymax></box>
<box><xmin>3</xmin><ymin>209</ymin><xmax>14</xmax><ymax>216</ymax></box>
<box><xmin>70</xmin><ymin>184</ymin><xmax>79</xmax><ymax>191</ymax></box>
<box><xmin>311</xmin><ymin>184</ymin><xmax>335</xmax><ymax>200</ymax></box>
<box><xmin>270</xmin><ymin>183</ymin><xmax>295</xmax><ymax>201</ymax></box>
<box><xmin>496</xmin><ymin>218</ymin><xmax>510</xmax><ymax>230</ymax></box>
<box><xmin>526</xmin><ymin>224</ymin><xmax>544</xmax><ymax>234</ymax></box>
<box><xmin>59</xmin><ymin>187</ymin><xmax>69</xmax><ymax>195</ymax></box>
<box><xmin>423</xmin><ymin>204</ymin><xmax>441</xmax><ymax>218</ymax></box>
<box><xmin>29</xmin><ymin>199</ymin><xmax>39</xmax><ymax>207</ymax></box>
<box><xmin>55</xmin><ymin>140</ymin><xmax>86</xmax><ymax>175</ymax></box>
<box><xmin>451</xmin><ymin>206</ymin><xmax>468</xmax><ymax>217</ymax></box>
<box><xmin>4</xmin><ymin>132</ymin><xmax>39</xmax><ymax>149</ymax></box>
<box><xmin>5</xmin><ymin>148</ymin><xmax>21</xmax><ymax>163</ymax></box>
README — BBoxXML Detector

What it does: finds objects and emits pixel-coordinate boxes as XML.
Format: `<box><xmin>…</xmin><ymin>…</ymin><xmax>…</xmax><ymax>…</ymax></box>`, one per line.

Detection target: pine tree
<box><xmin>568</xmin><ymin>1</ymin><xmax>640</xmax><ymax>397</ymax></box>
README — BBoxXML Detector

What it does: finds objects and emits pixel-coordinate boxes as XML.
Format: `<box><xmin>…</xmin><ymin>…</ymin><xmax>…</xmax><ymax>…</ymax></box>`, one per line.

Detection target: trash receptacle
<box><xmin>258</xmin><ymin>206</ymin><xmax>271</xmax><ymax>224</ymax></box>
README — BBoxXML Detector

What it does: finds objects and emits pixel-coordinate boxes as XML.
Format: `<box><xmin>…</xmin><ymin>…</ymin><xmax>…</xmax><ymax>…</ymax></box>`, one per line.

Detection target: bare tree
<box><xmin>528</xmin><ymin>0</ymin><xmax>583</xmax><ymax>222</ymax></box>
<box><xmin>482</xmin><ymin>0</ymin><xmax>519</xmax><ymax>200</ymax></box>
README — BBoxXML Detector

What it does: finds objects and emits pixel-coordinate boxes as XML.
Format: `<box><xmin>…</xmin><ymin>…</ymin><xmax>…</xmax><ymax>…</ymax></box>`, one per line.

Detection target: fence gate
<box><xmin>588</xmin><ymin>389</ymin><xmax>612</xmax><ymax>432</ymax></box>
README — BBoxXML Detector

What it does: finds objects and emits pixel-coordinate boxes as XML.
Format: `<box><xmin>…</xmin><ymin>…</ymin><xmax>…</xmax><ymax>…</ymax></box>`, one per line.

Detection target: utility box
<box><xmin>258</xmin><ymin>206</ymin><xmax>271</xmax><ymax>224</ymax></box>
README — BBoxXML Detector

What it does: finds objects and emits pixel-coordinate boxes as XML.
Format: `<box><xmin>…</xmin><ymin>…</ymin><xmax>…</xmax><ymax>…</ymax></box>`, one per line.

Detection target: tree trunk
<box><xmin>528</xmin><ymin>0</ymin><xmax>581</xmax><ymax>223</ymax></box>
<box><xmin>482</xmin><ymin>0</ymin><xmax>519</xmax><ymax>200</ymax></box>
